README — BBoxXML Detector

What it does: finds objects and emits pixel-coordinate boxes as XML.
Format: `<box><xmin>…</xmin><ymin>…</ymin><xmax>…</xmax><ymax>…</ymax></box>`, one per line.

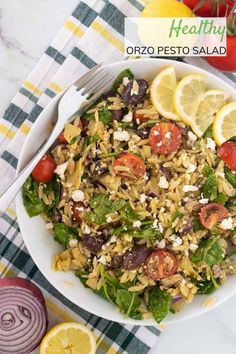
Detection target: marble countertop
<box><xmin>0</xmin><ymin>1</ymin><xmax>236</xmax><ymax>354</ymax></box>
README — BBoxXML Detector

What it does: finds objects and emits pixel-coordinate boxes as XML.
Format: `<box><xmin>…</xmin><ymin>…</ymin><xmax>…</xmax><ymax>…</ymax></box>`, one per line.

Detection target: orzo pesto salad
<box><xmin>23</xmin><ymin>66</ymin><xmax>236</xmax><ymax>323</ymax></box>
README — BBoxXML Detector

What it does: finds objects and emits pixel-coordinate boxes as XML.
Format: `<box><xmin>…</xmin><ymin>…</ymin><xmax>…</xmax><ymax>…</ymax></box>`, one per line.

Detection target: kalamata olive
<box><xmin>83</xmin><ymin>235</ymin><xmax>104</xmax><ymax>253</ymax></box>
<box><xmin>137</xmin><ymin>127</ymin><xmax>150</xmax><ymax>139</ymax></box>
<box><xmin>111</xmin><ymin>109</ymin><xmax>123</xmax><ymax>121</ymax></box>
<box><xmin>92</xmin><ymin>161</ymin><xmax>108</xmax><ymax>176</ymax></box>
<box><xmin>180</xmin><ymin>218</ymin><xmax>193</xmax><ymax>235</ymax></box>
<box><xmin>123</xmin><ymin>245</ymin><xmax>150</xmax><ymax>270</ymax></box>
<box><xmin>111</xmin><ymin>254</ymin><xmax>123</xmax><ymax>269</ymax></box>
<box><xmin>160</xmin><ymin>164</ymin><xmax>172</xmax><ymax>181</ymax></box>
<box><xmin>80</xmin><ymin>119</ymin><xmax>89</xmax><ymax>136</ymax></box>
<box><xmin>121</xmin><ymin>79</ymin><xmax>149</xmax><ymax>105</ymax></box>
<box><xmin>51</xmin><ymin>211</ymin><xmax>62</xmax><ymax>223</ymax></box>
<box><xmin>176</xmin><ymin>123</ymin><xmax>189</xmax><ymax>137</ymax></box>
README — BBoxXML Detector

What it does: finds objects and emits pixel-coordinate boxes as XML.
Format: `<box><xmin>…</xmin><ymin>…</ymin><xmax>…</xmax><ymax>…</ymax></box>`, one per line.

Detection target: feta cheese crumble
<box><xmin>219</xmin><ymin>217</ymin><xmax>233</xmax><ymax>230</ymax></box>
<box><xmin>165</xmin><ymin>132</ymin><xmax>171</xmax><ymax>139</ymax></box>
<box><xmin>55</xmin><ymin>162</ymin><xmax>68</xmax><ymax>180</ymax></box>
<box><xmin>182</xmin><ymin>185</ymin><xmax>198</xmax><ymax>193</ymax></box>
<box><xmin>114</xmin><ymin>129</ymin><xmax>130</xmax><ymax>141</ymax></box>
<box><xmin>206</xmin><ymin>137</ymin><xmax>216</xmax><ymax>151</ymax></box>
<box><xmin>130</xmin><ymin>80</ymin><xmax>139</xmax><ymax>96</ymax></box>
<box><xmin>71</xmin><ymin>190</ymin><xmax>85</xmax><ymax>202</ymax></box>
<box><xmin>122</xmin><ymin>111</ymin><xmax>133</xmax><ymax>122</ymax></box>
<box><xmin>45</xmin><ymin>222</ymin><xmax>54</xmax><ymax>230</ymax></box>
<box><xmin>158</xmin><ymin>239</ymin><xmax>166</xmax><ymax>249</ymax></box>
<box><xmin>187</xmin><ymin>131</ymin><xmax>197</xmax><ymax>142</ymax></box>
<box><xmin>133</xmin><ymin>220</ymin><xmax>142</xmax><ymax>228</ymax></box>
<box><xmin>106</xmin><ymin>216</ymin><xmax>113</xmax><ymax>223</ymax></box>
<box><xmin>140</xmin><ymin>193</ymin><xmax>147</xmax><ymax>203</ymax></box>
<box><xmin>199</xmin><ymin>198</ymin><xmax>209</xmax><ymax>205</ymax></box>
<box><xmin>156</xmin><ymin>141</ymin><xmax>163</xmax><ymax>147</ymax></box>
<box><xmin>187</xmin><ymin>163</ymin><xmax>197</xmax><ymax>173</ymax></box>
<box><xmin>122</xmin><ymin>76</ymin><xmax>130</xmax><ymax>86</ymax></box>
<box><xmin>159</xmin><ymin>176</ymin><xmax>169</xmax><ymax>189</ymax></box>
<box><xmin>153</xmin><ymin>130</ymin><xmax>159</xmax><ymax>136</ymax></box>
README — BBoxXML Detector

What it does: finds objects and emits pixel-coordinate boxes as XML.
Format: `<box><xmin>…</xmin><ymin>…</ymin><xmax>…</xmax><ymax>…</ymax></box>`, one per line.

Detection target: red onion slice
<box><xmin>0</xmin><ymin>277</ymin><xmax>48</xmax><ymax>354</ymax></box>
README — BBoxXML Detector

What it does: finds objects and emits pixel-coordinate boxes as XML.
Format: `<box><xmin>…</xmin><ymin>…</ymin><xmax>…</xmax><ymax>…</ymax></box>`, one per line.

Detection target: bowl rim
<box><xmin>16</xmin><ymin>58</ymin><xmax>236</xmax><ymax>326</ymax></box>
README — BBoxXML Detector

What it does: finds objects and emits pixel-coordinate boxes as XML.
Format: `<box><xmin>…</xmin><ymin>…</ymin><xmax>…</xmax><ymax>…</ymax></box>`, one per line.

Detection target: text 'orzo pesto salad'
<box><xmin>23</xmin><ymin>66</ymin><xmax>236</xmax><ymax>323</ymax></box>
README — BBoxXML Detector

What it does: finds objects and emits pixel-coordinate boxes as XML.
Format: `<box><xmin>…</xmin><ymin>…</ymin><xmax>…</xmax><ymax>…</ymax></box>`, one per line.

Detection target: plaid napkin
<box><xmin>0</xmin><ymin>1</ymin><xmax>161</xmax><ymax>353</ymax></box>
<box><xmin>0</xmin><ymin>0</ymin><xmax>235</xmax><ymax>353</ymax></box>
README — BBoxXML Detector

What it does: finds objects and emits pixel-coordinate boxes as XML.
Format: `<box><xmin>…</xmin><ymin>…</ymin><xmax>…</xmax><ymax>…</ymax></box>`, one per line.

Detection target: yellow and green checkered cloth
<box><xmin>0</xmin><ymin>1</ymin><xmax>235</xmax><ymax>353</ymax></box>
<box><xmin>0</xmin><ymin>1</ymin><xmax>161</xmax><ymax>353</ymax></box>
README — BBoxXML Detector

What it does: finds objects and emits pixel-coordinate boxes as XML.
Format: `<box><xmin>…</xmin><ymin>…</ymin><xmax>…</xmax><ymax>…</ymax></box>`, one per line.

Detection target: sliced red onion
<box><xmin>0</xmin><ymin>277</ymin><xmax>48</xmax><ymax>354</ymax></box>
<box><xmin>172</xmin><ymin>296</ymin><xmax>183</xmax><ymax>304</ymax></box>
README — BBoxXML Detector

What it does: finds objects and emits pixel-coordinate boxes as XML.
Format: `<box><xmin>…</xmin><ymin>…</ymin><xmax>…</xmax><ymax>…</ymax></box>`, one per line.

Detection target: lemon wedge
<box><xmin>141</xmin><ymin>0</ymin><xmax>194</xmax><ymax>17</ymax></box>
<box><xmin>40</xmin><ymin>322</ymin><xmax>96</xmax><ymax>354</ymax></box>
<box><xmin>213</xmin><ymin>102</ymin><xmax>236</xmax><ymax>145</ymax></box>
<box><xmin>192</xmin><ymin>90</ymin><xmax>229</xmax><ymax>137</ymax></box>
<box><xmin>174</xmin><ymin>74</ymin><xmax>206</xmax><ymax>127</ymax></box>
<box><xmin>150</xmin><ymin>66</ymin><xmax>179</xmax><ymax>121</ymax></box>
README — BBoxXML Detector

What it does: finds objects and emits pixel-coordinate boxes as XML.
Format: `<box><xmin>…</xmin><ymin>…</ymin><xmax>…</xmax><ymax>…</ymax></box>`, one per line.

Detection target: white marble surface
<box><xmin>0</xmin><ymin>1</ymin><xmax>236</xmax><ymax>354</ymax></box>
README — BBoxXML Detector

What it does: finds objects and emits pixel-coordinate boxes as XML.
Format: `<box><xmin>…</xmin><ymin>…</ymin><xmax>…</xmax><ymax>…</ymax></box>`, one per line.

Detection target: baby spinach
<box><xmin>76</xmin><ymin>270</ymin><xmax>89</xmax><ymax>287</ymax></box>
<box><xmin>224</xmin><ymin>166</ymin><xmax>236</xmax><ymax>188</ymax></box>
<box><xmin>148</xmin><ymin>287</ymin><xmax>172</xmax><ymax>324</ymax></box>
<box><xmin>88</xmin><ymin>194</ymin><xmax>137</xmax><ymax>225</ymax></box>
<box><xmin>69</xmin><ymin>135</ymin><xmax>80</xmax><ymax>145</ymax></box>
<box><xmin>196</xmin><ymin>277</ymin><xmax>219</xmax><ymax>294</ymax></box>
<box><xmin>116</xmin><ymin>289</ymin><xmax>142</xmax><ymax>319</ymax></box>
<box><xmin>170</xmin><ymin>209</ymin><xmax>184</xmax><ymax>225</ymax></box>
<box><xmin>215</xmin><ymin>192</ymin><xmax>228</xmax><ymax>205</ymax></box>
<box><xmin>44</xmin><ymin>177</ymin><xmax>61</xmax><ymax>215</ymax></box>
<box><xmin>82</xmin><ymin>134</ymin><xmax>100</xmax><ymax>149</ymax></box>
<box><xmin>98</xmin><ymin>107</ymin><xmax>113</xmax><ymax>125</ymax></box>
<box><xmin>191</xmin><ymin>237</ymin><xmax>224</xmax><ymax>266</ymax></box>
<box><xmin>23</xmin><ymin>176</ymin><xmax>47</xmax><ymax>217</ymax></box>
<box><xmin>203</xmin><ymin>126</ymin><xmax>213</xmax><ymax>138</ymax></box>
<box><xmin>111</xmin><ymin>68</ymin><xmax>134</xmax><ymax>93</ymax></box>
<box><xmin>202</xmin><ymin>171</ymin><xmax>218</xmax><ymax>201</ymax></box>
<box><xmin>54</xmin><ymin>223</ymin><xmax>78</xmax><ymax>246</ymax></box>
<box><xmin>131</xmin><ymin>227</ymin><xmax>163</xmax><ymax>242</ymax></box>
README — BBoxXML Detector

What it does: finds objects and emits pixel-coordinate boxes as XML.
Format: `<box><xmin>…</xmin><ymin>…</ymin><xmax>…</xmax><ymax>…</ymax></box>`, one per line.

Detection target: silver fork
<box><xmin>0</xmin><ymin>64</ymin><xmax>115</xmax><ymax>213</ymax></box>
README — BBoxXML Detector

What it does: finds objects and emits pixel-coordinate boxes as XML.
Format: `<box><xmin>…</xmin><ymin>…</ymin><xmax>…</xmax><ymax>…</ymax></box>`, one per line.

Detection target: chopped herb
<box><xmin>54</xmin><ymin>223</ymin><xmax>78</xmax><ymax>246</ymax></box>
<box><xmin>191</xmin><ymin>236</ymin><xmax>224</xmax><ymax>266</ymax></box>
<box><xmin>148</xmin><ymin>287</ymin><xmax>172</xmax><ymax>324</ymax></box>
<box><xmin>224</xmin><ymin>166</ymin><xmax>236</xmax><ymax>188</ymax></box>
<box><xmin>69</xmin><ymin>135</ymin><xmax>80</xmax><ymax>145</ymax></box>
<box><xmin>202</xmin><ymin>166</ymin><xmax>218</xmax><ymax>201</ymax></box>
<box><xmin>203</xmin><ymin>126</ymin><xmax>213</xmax><ymax>138</ymax></box>
<box><xmin>170</xmin><ymin>210</ymin><xmax>184</xmax><ymax>225</ymax></box>
<box><xmin>83</xmin><ymin>134</ymin><xmax>100</xmax><ymax>149</ymax></box>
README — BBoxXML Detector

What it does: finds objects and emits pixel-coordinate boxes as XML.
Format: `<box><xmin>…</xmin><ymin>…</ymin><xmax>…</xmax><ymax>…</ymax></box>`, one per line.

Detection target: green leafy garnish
<box><xmin>196</xmin><ymin>275</ymin><xmax>219</xmax><ymax>294</ymax></box>
<box><xmin>215</xmin><ymin>192</ymin><xmax>228</xmax><ymax>205</ymax></box>
<box><xmin>119</xmin><ymin>201</ymin><xmax>139</xmax><ymax>220</ymax></box>
<box><xmin>203</xmin><ymin>126</ymin><xmax>213</xmax><ymax>138</ymax></box>
<box><xmin>111</xmin><ymin>68</ymin><xmax>134</xmax><ymax>93</ymax></box>
<box><xmin>116</xmin><ymin>289</ymin><xmax>142</xmax><ymax>319</ymax></box>
<box><xmin>148</xmin><ymin>287</ymin><xmax>172</xmax><ymax>324</ymax></box>
<box><xmin>130</xmin><ymin>227</ymin><xmax>162</xmax><ymax>242</ymax></box>
<box><xmin>69</xmin><ymin>135</ymin><xmax>80</xmax><ymax>145</ymax></box>
<box><xmin>170</xmin><ymin>209</ymin><xmax>184</xmax><ymax>225</ymax></box>
<box><xmin>202</xmin><ymin>170</ymin><xmax>218</xmax><ymax>201</ymax></box>
<box><xmin>23</xmin><ymin>176</ymin><xmax>61</xmax><ymax>217</ymax></box>
<box><xmin>193</xmin><ymin>217</ymin><xmax>204</xmax><ymax>232</ymax></box>
<box><xmin>191</xmin><ymin>237</ymin><xmax>224</xmax><ymax>266</ymax></box>
<box><xmin>224</xmin><ymin>166</ymin><xmax>236</xmax><ymax>188</ymax></box>
<box><xmin>75</xmin><ymin>270</ymin><xmax>89</xmax><ymax>287</ymax></box>
<box><xmin>97</xmin><ymin>107</ymin><xmax>113</xmax><ymax>125</ymax></box>
<box><xmin>54</xmin><ymin>223</ymin><xmax>78</xmax><ymax>246</ymax></box>
<box><xmin>82</xmin><ymin>134</ymin><xmax>100</xmax><ymax>149</ymax></box>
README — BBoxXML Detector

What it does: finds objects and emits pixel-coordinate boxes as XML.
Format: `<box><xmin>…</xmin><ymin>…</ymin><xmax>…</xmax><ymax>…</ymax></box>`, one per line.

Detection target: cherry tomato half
<box><xmin>32</xmin><ymin>154</ymin><xmax>56</xmax><ymax>183</ymax></box>
<box><xmin>206</xmin><ymin>35</ymin><xmax>236</xmax><ymax>73</ymax></box>
<box><xmin>145</xmin><ymin>250</ymin><xmax>177</xmax><ymax>280</ymax></box>
<box><xmin>218</xmin><ymin>141</ymin><xmax>236</xmax><ymax>171</ymax></box>
<box><xmin>133</xmin><ymin>112</ymin><xmax>149</xmax><ymax>124</ymax></box>
<box><xmin>199</xmin><ymin>203</ymin><xmax>229</xmax><ymax>229</ymax></box>
<box><xmin>71</xmin><ymin>202</ymin><xmax>85</xmax><ymax>222</ymax></box>
<box><xmin>58</xmin><ymin>132</ymin><xmax>68</xmax><ymax>144</ymax></box>
<box><xmin>149</xmin><ymin>123</ymin><xmax>182</xmax><ymax>155</ymax></box>
<box><xmin>113</xmin><ymin>152</ymin><xmax>146</xmax><ymax>178</ymax></box>
<box><xmin>183</xmin><ymin>0</ymin><xmax>233</xmax><ymax>17</ymax></box>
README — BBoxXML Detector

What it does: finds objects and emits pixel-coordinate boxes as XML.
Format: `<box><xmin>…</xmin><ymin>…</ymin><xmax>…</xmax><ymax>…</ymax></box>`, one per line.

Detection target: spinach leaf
<box><xmin>121</xmin><ymin>122</ymin><xmax>134</xmax><ymax>129</ymax></box>
<box><xmin>111</xmin><ymin>69</ymin><xmax>134</xmax><ymax>93</ymax></box>
<box><xmin>87</xmin><ymin>212</ymin><xmax>106</xmax><ymax>225</ymax></box>
<box><xmin>196</xmin><ymin>278</ymin><xmax>219</xmax><ymax>294</ymax></box>
<box><xmin>193</xmin><ymin>217</ymin><xmax>204</xmax><ymax>232</ymax></box>
<box><xmin>224</xmin><ymin>166</ymin><xmax>236</xmax><ymax>188</ymax></box>
<box><xmin>202</xmin><ymin>168</ymin><xmax>218</xmax><ymax>201</ymax></box>
<box><xmin>148</xmin><ymin>287</ymin><xmax>172</xmax><ymax>324</ymax></box>
<box><xmin>83</xmin><ymin>134</ymin><xmax>100</xmax><ymax>149</ymax></box>
<box><xmin>54</xmin><ymin>223</ymin><xmax>78</xmax><ymax>246</ymax></box>
<box><xmin>131</xmin><ymin>227</ymin><xmax>162</xmax><ymax>242</ymax></box>
<box><xmin>98</xmin><ymin>107</ymin><xmax>113</xmax><ymax>125</ymax></box>
<box><xmin>120</xmin><ymin>202</ymin><xmax>139</xmax><ymax>220</ymax></box>
<box><xmin>23</xmin><ymin>176</ymin><xmax>47</xmax><ymax>217</ymax></box>
<box><xmin>191</xmin><ymin>237</ymin><xmax>224</xmax><ymax>266</ymax></box>
<box><xmin>116</xmin><ymin>289</ymin><xmax>142</xmax><ymax>319</ymax></box>
<box><xmin>89</xmin><ymin>193</ymin><xmax>114</xmax><ymax>215</ymax></box>
<box><xmin>215</xmin><ymin>192</ymin><xmax>228</xmax><ymax>205</ymax></box>
<box><xmin>44</xmin><ymin>177</ymin><xmax>61</xmax><ymax>214</ymax></box>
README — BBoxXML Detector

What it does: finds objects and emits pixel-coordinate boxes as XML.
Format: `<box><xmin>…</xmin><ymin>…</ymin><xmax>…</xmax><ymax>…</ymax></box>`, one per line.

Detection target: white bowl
<box><xmin>16</xmin><ymin>58</ymin><xmax>236</xmax><ymax>326</ymax></box>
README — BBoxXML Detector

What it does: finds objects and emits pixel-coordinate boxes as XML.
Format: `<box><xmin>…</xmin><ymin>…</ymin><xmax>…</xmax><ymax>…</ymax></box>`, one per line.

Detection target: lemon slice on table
<box><xmin>150</xmin><ymin>66</ymin><xmax>179</xmax><ymax>121</ymax></box>
<box><xmin>174</xmin><ymin>74</ymin><xmax>207</xmax><ymax>127</ymax></box>
<box><xmin>213</xmin><ymin>102</ymin><xmax>236</xmax><ymax>146</ymax></box>
<box><xmin>40</xmin><ymin>322</ymin><xmax>97</xmax><ymax>354</ymax></box>
<box><xmin>191</xmin><ymin>90</ymin><xmax>229</xmax><ymax>137</ymax></box>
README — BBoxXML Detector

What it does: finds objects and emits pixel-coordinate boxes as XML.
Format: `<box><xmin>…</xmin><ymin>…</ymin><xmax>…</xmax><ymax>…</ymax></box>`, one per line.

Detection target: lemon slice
<box><xmin>174</xmin><ymin>74</ymin><xmax>207</xmax><ymax>127</ymax></box>
<box><xmin>191</xmin><ymin>90</ymin><xmax>229</xmax><ymax>137</ymax></box>
<box><xmin>150</xmin><ymin>66</ymin><xmax>179</xmax><ymax>121</ymax></box>
<box><xmin>40</xmin><ymin>322</ymin><xmax>96</xmax><ymax>354</ymax></box>
<box><xmin>213</xmin><ymin>102</ymin><xmax>236</xmax><ymax>145</ymax></box>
